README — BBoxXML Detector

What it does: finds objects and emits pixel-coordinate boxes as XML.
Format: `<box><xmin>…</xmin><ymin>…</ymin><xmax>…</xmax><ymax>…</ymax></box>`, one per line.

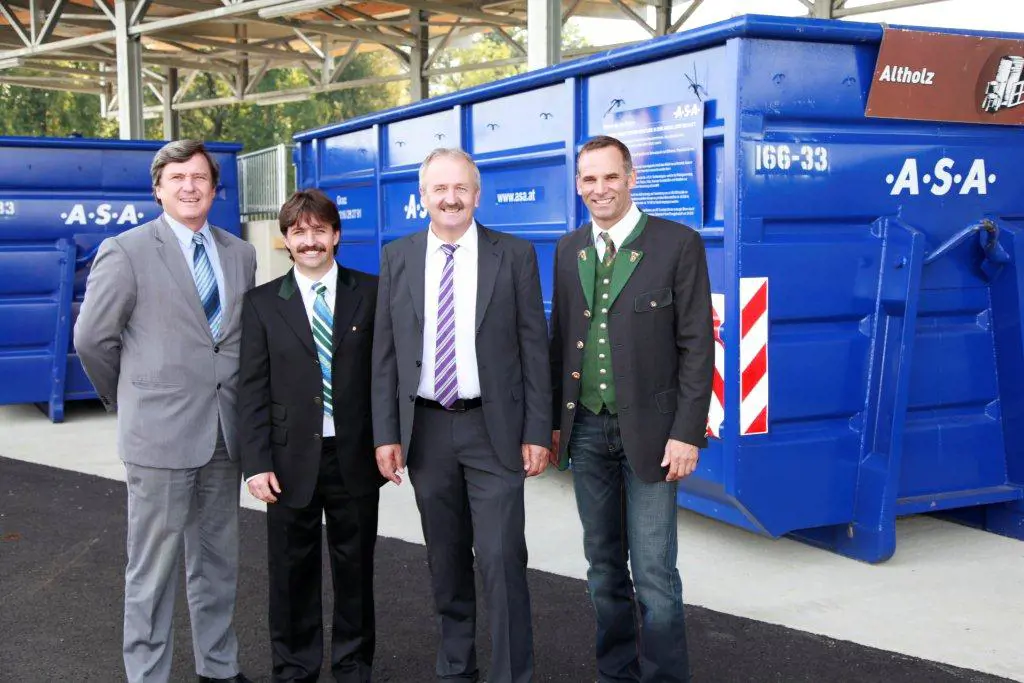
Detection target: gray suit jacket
<box><xmin>371</xmin><ymin>224</ymin><xmax>552</xmax><ymax>471</ymax></box>
<box><xmin>74</xmin><ymin>215</ymin><xmax>257</xmax><ymax>469</ymax></box>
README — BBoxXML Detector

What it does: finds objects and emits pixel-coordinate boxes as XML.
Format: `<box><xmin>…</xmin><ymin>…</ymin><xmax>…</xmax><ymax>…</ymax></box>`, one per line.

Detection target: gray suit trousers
<box><xmin>123</xmin><ymin>431</ymin><xmax>241</xmax><ymax>683</ymax></box>
<box><xmin>408</xmin><ymin>404</ymin><xmax>534</xmax><ymax>683</ymax></box>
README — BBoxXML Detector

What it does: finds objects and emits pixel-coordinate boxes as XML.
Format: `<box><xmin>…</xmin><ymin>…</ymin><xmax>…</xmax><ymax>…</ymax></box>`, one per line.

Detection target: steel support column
<box><xmin>409</xmin><ymin>9</ymin><xmax>428</xmax><ymax>102</ymax></box>
<box><xmin>163</xmin><ymin>67</ymin><xmax>180</xmax><ymax>139</ymax></box>
<box><xmin>655</xmin><ymin>0</ymin><xmax>672</xmax><ymax>35</ymax></box>
<box><xmin>115</xmin><ymin>0</ymin><xmax>144</xmax><ymax>139</ymax></box>
<box><xmin>527</xmin><ymin>0</ymin><xmax>560</xmax><ymax>71</ymax></box>
<box><xmin>812</xmin><ymin>0</ymin><xmax>835</xmax><ymax>18</ymax></box>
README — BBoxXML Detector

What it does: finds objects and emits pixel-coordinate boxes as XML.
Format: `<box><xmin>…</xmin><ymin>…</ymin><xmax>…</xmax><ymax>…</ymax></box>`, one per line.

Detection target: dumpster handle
<box><xmin>75</xmin><ymin>243</ymin><xmax>101</xmax><ymax>267</ymax></box>
<box><xmin>922</xmin><ymin>219</ymin><xmax>997</xmax><ymax>266</ymax></box>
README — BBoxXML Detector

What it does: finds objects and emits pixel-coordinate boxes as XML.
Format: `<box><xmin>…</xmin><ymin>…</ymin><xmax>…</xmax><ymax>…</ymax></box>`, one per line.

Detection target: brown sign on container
<box><xmin>865</xmin><ymin>28</ymin><xmax>1024</xmax><ymax>126</ymax></box>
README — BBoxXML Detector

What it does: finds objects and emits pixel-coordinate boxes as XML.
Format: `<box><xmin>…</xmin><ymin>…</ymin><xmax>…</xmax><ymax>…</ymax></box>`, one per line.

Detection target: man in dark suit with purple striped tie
<box><xmin>372</xmin><ymin>148</ymin><xmax>552</xmax><ymax>683</ymax></box>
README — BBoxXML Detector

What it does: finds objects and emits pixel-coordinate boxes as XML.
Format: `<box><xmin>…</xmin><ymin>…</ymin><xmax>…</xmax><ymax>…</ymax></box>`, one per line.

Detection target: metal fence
<box><xmin>237</xmin><ymin>143</ymin><xmax>294</xmax><ymax>221</ymax></box>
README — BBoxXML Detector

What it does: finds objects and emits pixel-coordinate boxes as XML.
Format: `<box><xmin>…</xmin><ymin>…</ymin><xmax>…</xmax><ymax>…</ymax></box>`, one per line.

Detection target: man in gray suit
<box><xmin>372</xmin><ymin>148</ymin><xmax>551</xmax><ymax>683</ymax></box>
<box><xmin>75</xmin><ymin>140</ymin><xmax>256</xmax><ymax>683</ymax></box>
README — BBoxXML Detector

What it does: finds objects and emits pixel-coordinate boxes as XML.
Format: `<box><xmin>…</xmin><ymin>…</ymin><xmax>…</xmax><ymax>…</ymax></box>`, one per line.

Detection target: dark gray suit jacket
<box><xmin>371</xmin><ymin>224</ymin><xmax>552</xmax><ymax>471</ymax></box>
<box><xmin>550</xmin><ymin>214</ymin><xmax>713</xmax><ymax>483</ymax></box>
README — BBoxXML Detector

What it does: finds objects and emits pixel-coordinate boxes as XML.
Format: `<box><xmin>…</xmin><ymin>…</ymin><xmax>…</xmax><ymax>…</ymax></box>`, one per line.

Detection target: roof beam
<box><xmin>0</xmin><ymin>2</ymin><xmax>31</xmax><ymax>46</ymax></box>
<box><xmin>380</xmin><ymin>0</ymin><xmax>525</xmax><ymax>27</ymax></box>
<box><xmin>35</xmin><ymin>0</ymin><xmax>68</xmax><ymax>45</ymax></box>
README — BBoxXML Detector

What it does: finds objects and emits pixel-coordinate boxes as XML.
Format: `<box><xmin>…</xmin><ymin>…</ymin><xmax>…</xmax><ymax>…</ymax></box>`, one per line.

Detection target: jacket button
<box><xmin>314</xmin><ymin>358</ymin><xmax>319</xmax><ymax>366</ymax></box>
<box><xmin>213</xmin><ymin>345</ymin><xmax>220</xmax><ymax>353</ymax></box>
<box><xmin>650</xmin><ymin>301</ymin><xmax>657</xmax><ymax>307</ymax></box>
<box><xmin>216</xmin><ymin>383</ymin><xmax>221</xmax><ymax>390</ymax></box>
<box><xmin>314</xmin><ymin>396</ymin><xmax>322</xmax><ymax>405</ymax></box>
<box><xmin>567</xmin><ymin>402</ymin><xmax>576</xmax><ymax>410</ymax></box>
<box><xmin>571</xmin><ymin>371</ymin><xmax>581</xmax><ymax>380</ymax></box>
<box><xmin>409</xmin><ymin>395</ymin><xmax>415</xmax><ymax>402</ymax></box>
<box><xmin>583</xmin><ymin>310</ymin><xmax>591</xmax><ymax>318</ymax></box>
<box><xmin>313</xmin><ymin>433</ymin><xmax>321</xmax><ymax>440</ymax></box>
<box><xmin>416</xmin><ymin>360</ymin><xmax>422</xmax><ymax>367</ymax></box>
<box><xmin>576</xmin><ymin>340</ymin><xmax>584</xmax><ymax>349</ymax></box>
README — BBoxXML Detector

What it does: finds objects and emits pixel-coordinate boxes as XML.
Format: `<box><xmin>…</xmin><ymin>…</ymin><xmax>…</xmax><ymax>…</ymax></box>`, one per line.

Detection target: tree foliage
<box><xmin>0</xmin><ymin>26</ymin><xmax>588</xmax><ymax>150</ymax></box>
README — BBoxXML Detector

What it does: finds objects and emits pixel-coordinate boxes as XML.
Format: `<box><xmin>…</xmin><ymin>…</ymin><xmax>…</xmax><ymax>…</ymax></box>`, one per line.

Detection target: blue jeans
<box><xmin>569</xmin><ymin>407</ymin><xmax>689</xmax><ymax>683</ymax></box>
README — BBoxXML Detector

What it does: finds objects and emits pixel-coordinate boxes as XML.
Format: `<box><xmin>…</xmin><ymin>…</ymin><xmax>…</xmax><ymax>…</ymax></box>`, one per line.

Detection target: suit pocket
<box><xmin>635</xmin><ymin>287</ymin><xmax>673</xmax><ymax>313</ymax></box>
<box><xmin>271</xmin><ymin>402</ymin><xmax>287</xmax><ymax>421</ymax></box>
<box><xmin>131</xmin><ymin>378</ymin><xmax>182</xmax><ymax>391</ymax></box>
<box><xmin>271</xmin><ymin>425</ymin><xmax>288</xmax><ymax>446</ymax></box>
<box><xmin>655</xmin><ymin>389</ymin><xmax>676</xmax><ymax>414</ymax></box>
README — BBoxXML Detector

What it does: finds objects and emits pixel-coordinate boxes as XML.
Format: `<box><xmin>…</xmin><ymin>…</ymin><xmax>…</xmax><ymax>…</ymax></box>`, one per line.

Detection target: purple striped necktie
<box><xmin>434</xmin><ymin>243</ymin><xmax>460</xmax><ymax>409</ymax></box>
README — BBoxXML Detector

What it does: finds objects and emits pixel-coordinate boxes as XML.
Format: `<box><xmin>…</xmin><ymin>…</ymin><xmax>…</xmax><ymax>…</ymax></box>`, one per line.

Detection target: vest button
<box><xmin>650</xmin><ymin>300</ymin><xmax>657</xmax><ymax>307</ymax></box>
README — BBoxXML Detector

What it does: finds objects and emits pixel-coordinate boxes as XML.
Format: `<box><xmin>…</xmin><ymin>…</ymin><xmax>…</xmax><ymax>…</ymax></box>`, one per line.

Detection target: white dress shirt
<box><xmin>293</xmin><ymin>261</ymin><xmax>338</xmax><ymax>438</ymax></box>
<box><xmin>417</xmin><ymin>222</ymin><xmax>481</xmax><ymax>400</ymax></box>
<box><xmin>165</xmin><ymin>213</ymin><xmax>227</xmax><ymax>306</ymax></box>
<box><xmin>592</xmin><ymin>202</ymin><xmax>642</xmax><ymax>262</ymax></box>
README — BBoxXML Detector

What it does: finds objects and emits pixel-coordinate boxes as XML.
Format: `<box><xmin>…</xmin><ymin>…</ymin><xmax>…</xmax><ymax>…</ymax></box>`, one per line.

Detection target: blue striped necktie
<box><xmin>312</xmin><ymin>282</ymin><xmax>334</xmax><ymax>417</ymax></box>
<box><xmin>434</xmin><ymin>243</ymin><xmax>459</xmax><ymax>408</ymax></box>
<box><xmin>192</xmin><ymin>232</ymin><xmax>222</xmax><ymax>340</ymax></box>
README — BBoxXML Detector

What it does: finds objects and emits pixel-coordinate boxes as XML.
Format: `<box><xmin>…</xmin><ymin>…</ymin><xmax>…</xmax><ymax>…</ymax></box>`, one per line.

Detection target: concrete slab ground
<box><xmin>2</xmin><ymin>401</ymin><xmax>1022</xmax><ymax>682</ymax></box>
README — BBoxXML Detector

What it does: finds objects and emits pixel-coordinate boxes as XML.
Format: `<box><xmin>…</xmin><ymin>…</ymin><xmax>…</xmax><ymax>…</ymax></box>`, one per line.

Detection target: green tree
<box><xmin>429</xmin><ymin>25</ymin><xmax>589</xmax><ymax>95</ymax></box>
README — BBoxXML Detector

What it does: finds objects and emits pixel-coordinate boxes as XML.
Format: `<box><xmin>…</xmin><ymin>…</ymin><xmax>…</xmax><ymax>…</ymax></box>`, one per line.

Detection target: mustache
<box><xmin>297</xmin><ymin>245</ymin><xmax>327</xmax><ymax>254</ymax></box>
<box><xmin>439</xmin><ymin>201</ymin><xmax>464</xmax><ymax>212</ymax></box>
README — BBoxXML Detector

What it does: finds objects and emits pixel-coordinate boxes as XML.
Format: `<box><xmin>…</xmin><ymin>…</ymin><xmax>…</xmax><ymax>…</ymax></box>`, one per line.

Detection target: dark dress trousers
<box><xmin>238</xmin><ymin>266</ymin><xmax>385</xmax><ymax>683</ymax></box>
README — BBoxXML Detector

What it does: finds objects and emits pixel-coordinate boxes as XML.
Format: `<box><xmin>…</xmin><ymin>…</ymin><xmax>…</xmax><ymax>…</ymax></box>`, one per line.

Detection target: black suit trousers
<box><xmin>266</xmin><ymin>438</ymin><xmax>379</xmax><ymax>683</ymax></box>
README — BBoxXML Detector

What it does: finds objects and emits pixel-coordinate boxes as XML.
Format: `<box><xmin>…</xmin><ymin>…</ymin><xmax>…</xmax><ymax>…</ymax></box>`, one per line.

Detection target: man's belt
<box><xmin>415</xmin><ymin>396</ymin><xmax>483</xmax><ymax>412</ymax></box>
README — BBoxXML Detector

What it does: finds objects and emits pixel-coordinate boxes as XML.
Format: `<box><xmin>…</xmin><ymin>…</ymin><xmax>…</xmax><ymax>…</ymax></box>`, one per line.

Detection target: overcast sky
<box><xmin>574</xmin><ymin>0</ymin><xmax>1024</xmax><ymax>46</ymax></box>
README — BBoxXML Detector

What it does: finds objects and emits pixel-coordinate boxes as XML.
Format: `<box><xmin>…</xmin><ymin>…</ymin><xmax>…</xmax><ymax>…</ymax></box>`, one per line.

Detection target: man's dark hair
<box><xmin>576</xmin><ymin>135</ymin><xmax>634</xmax><ymax>176</ymax></box>
<box><xmin>150</xmin><ymin>140</ymin><xmax>220</xmax><ymax>206</ymax></box>
<box><xmin>279</xmin><ymin>188</ymin><xmax>341</xmax><ymax>256</ymax></box>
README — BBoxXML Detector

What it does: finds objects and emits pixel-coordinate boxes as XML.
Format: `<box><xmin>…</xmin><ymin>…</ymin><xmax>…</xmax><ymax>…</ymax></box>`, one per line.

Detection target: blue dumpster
<box><xmin>293</xmin><ymin>15</ymin><xmax>1024</xmax><ymax>562</ymax></box>
<box><xmin>0</xmin><ymin>137</ymin><xmax>243</xmax><ymax>422</ymax></box>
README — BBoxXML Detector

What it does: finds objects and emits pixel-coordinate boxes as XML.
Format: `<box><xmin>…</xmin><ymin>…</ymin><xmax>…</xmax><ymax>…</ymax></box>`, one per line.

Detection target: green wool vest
<box><xmin>579</xmin><ymin>214</ymin><xmax>647</xmax><ymax>415</ymax></box>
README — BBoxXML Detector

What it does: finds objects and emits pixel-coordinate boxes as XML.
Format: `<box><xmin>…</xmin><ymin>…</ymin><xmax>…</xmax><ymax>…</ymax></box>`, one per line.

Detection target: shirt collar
<box><xmin>592</xmin><ymin>202</ymin><xmax>641</xmax><ymax>249</ymax></box>
<box><xmin>164</xmin><ymin>212</ymin><xmax>212</xmax><ymax>248</ymax></box>
<box><xmin>293</xmin><ymin>260</ymin><xmax>338</xmax><ymax>297</ymax></box>
<box><xmin>427</xmin><ymin>220</ymin><xmax>478</xmax><ymax>256</ymax></box>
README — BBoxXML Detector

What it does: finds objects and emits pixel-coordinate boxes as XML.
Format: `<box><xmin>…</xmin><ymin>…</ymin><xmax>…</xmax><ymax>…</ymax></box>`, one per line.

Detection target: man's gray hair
<box><xmin>418</xmin><ymin>147</ymin><xmax>481</xmax><ymax>190</ymax></box>
<box><xmin>150</xmin><ymin>139</ymin><xmax>221</xmax><ymax>191</ymax></box>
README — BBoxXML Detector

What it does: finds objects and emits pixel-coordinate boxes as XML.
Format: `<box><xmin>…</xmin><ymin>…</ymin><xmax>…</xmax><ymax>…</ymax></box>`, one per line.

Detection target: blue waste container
<box><xmin>0</xmin><ymin>136</ymin><xmax>243</xmax><ymax>423</ymax></box>
<box><xmin>293</xmin><ymin>15</ymin><xmax>1024</xmax><ymax>562</ymax></box>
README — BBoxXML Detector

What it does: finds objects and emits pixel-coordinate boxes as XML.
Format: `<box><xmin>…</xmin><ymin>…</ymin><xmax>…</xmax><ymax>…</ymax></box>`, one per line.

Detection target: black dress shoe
<box><xmin>197</xmin><ymin>674</ymin><xmax>254</xmax><ymax>683</ymax></box>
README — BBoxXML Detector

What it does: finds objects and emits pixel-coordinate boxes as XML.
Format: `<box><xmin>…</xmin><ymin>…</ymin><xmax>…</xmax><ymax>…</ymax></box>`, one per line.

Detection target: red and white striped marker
<box><xmin>740</xmin><ymin>277</ymin><xmax>769</xmax><ymax>435</ymax></box>
<box><xmin>707</xmin><ymin>293</ymin><xmax>725</xmax><ymax>439</ymax></box>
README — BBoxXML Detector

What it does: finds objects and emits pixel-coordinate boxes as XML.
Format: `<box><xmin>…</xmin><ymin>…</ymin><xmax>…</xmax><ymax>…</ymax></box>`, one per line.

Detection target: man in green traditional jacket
<box><xmin>549</xmin><ymin>135</ymin><xmax>714</xmax><ymax>683</ymax></box>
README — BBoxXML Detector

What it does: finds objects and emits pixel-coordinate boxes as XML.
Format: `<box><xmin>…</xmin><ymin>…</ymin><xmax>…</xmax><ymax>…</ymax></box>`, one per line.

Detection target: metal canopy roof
<box><xmin>0</xmin><ymin>0</ymin><xmax>953</xmax><ymax>138</ymax></box>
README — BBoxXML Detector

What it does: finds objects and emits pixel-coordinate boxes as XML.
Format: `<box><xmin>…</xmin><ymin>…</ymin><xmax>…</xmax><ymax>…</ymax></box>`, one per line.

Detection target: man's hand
<box><xmin>661</xmin><ymin>439</ymin><xmax>699</xmax><ymax>482</ymax></box>
<box><xmin>521</xmin><ymin>444</ymin><xmax>549</xmax><ymax>477</ymax></box>
<box><xmin>549</xmin><ymin>431</ymin><xmax>561</xmax><ymax>465</ymax></box>
<box><xmin>247</xmin><ymin>472</ymin><xmax>281</xmax><ymax>504</ymax></box>
<box><xmin>376</xmin><ymin>444</ymin><xmax>405</xmax><ymax>485</ymax></box>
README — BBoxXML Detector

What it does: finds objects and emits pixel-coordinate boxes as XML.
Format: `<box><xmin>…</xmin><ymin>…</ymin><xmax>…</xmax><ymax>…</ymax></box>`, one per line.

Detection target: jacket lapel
<box><xmin>212</xmin><ymin>226</ymin><xmax>240</xmax><ymax>332</ymax></box>
<box><xmin>575</xmin><ymin>226</ymin><xmax>597</xmax><ymax>313</ymax></box>
<box><xmin>607</xmin><ymin>213</ymin><xmax>649</xmax><ymax>308</ymax></box>
<box><xmin>476</xmin><ymin>224</ymin><xmax>503</xmax><ymax>331</ymax></box>
<box><xmin>275</xmin><ymin>270</ymin><xmax>315</xmax><ymax>355</ymax></box>
<box><xmin>154</xmin><ymin>216</ymin><xmax>214</xmax><ymax>339</ymax></box>
<box><xmin>332</xmin><ymin>267</ymin><xmax>362</xmax><ymax>352</ymax></box>
<box><xmin>405</xmin><ymin>231</ymin><xmax>427</xmax><ymax>329</ymax></box>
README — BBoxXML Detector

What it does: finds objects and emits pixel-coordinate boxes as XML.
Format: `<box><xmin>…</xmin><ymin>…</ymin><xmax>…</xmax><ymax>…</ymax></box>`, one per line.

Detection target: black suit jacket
<box><xmin>371</xmin><ymin>223</ymin><xmax>552</xmax><ymax>471</ymax></box>
<box><xmin>550</xmin><ymin>214</ymin><xmax>714</xmax><ymax>483</ymax></box>
<box><xmin>238</xmin><ymin>265</ymin><xmax>385</xmax><ymax>507</ymax></box>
